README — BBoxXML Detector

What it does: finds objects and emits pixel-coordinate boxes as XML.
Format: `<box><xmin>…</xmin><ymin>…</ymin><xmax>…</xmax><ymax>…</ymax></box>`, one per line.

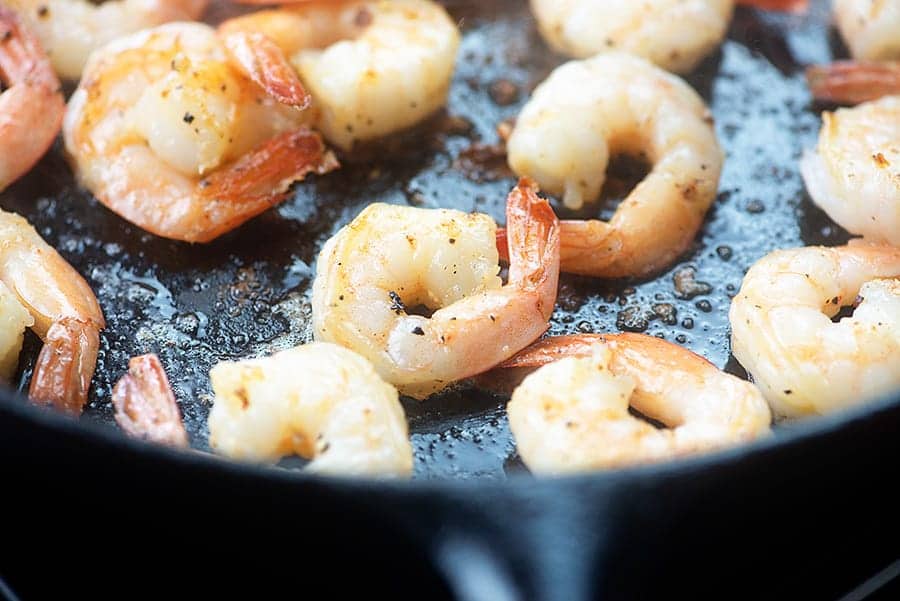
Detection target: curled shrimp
<box><xmin>218</xmin><ymin>0</ymin><xmax>460</xmax><ymax>150</ymax></box>
<box><xmin>0</xmin><ymin>7</ymin><xmax>64</xmax><ymax>192</ymax></box>
<box><xmin>0</xmin><ymin>209</ymin><xmax>105</xmax><ymax>414</ymax></box>
<box><xmin>806</xmin><ymin>62</ymin><xmax>900</xmax><ymax>105</ymax></box>
<box><xmin>312</xmin><ymin>178</ymin><xmax>560</xmax><ymax>399</ymax></box>
<box><xmin>833</xmin><ymin>0</ymin><xmax>900</xmax><ymax>62</ymax></box>
<box><xmin>208</xmin><ymin>342</ymin><xmax>413</xmax><ymax>477</ymax></box>
<box><xmin>3</xmin><ymin>0</ymin><xmax>208</xmax><ymax>79</ymax></box>
<box><xmin>112</xmin><ymin>354</ymin><xmax>188</xmax><ymax>447</ymax></box>
<box><xmin>498</xmin><ymin>333</ymin><xmax>771</xmax><ymax>474</ymax></box>
<box><xmin>730</xmin><ymin>242</ymin><xmax>900</xmax><ymax>418</ymax></box>
<box><xmin>505</xmin><ymin>52</ymin><xmax>722</xmax><ymax>278</ymax></box>
<box><xmin>800</xmin><ymin>95</ymin><xmax>900</xmax><ymax>245</ymax></box>
<box><xmin>0</xmin><ymin>280</ymin><xmax>32</xmax><ymax>381</ymax></box>
<box><xmin>62</xmin><ymin>22</ymin><xmax>337</xmax><ymax>243</ymax></box>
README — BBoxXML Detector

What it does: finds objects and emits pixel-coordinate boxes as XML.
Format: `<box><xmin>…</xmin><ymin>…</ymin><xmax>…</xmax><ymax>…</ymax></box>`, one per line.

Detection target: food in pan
<box><xmin>312</xmin><ymin>178</ymin><xmax>560</xmax><ymax>399</ymax></box>
<box><xmin>62</xmin><ymin>22</ymin><xmax>337</xmax><ymax>243</ymax></box>
<box><xmin>218</xmin><ymin>0</ymin><xmax>461</xmax><ymax>150</ymax></box>
<box><xmin>502</xmin><ymin>333</ymin><xmax>771</xmax><ymax>473</ymax></box>
<box><xmin>112</xmin><ymin>354</ymin><xmax>189</xmax><ymax>448</ymax></box>
<box><xmin>0</xmin><ymin>281</ymin><xmax>31</xmax><ymax>381</ymax></box>
<box><xmin>504</xmin><ymin>52</ymin><xmax>722</xmax><ymax>277</ymax></box>
<box><xmin>2</xmin><ymin>0</ymin><xmax>208</xmax><ymax>79</ymax></box>
<box><xmin>801</xmin><ymin>96</ymin><xmax>900</xmax><ymax>246</ymax></box>
<box><xmin>806</xmin><ymin>61</ymin><xmax>900</xmax><ymax>105</ymax></box>
<box><xmin>0</xmin><ymin>209</ymin><xmax>105</xmax><ymax>415</ymax></box>
<box><xmin>208</xmin><ymin>342</ymin><xmax>413</xmax><ymax>477</ymax></box>
<box><xmin>0</xmin><ymin>7</ymin><xmax>64</xmax><ymax>193</ymax></box>
<box><xmin>729</xmin><ymin>242</ymin><xmax>900</xmax><ymax>418</ymax></box>
<box><xmin>833</xmin><ymin>0</ymin><xmax>900</xmax><ymax>62</ymax></box>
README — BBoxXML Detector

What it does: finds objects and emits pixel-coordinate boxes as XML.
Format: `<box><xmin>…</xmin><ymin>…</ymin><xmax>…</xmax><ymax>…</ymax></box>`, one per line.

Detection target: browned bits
<box><xmin>488</xmin><ymin>79</ymin><xmax>520</xmax><ymax>106</ymax></box>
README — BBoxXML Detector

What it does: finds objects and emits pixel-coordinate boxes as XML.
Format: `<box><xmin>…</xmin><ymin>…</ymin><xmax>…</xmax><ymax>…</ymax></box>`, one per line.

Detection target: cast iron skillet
<box><xmin>1</xmin><ymin>1</ymin><xmax>898</xmax><ymax>597</ymax></box>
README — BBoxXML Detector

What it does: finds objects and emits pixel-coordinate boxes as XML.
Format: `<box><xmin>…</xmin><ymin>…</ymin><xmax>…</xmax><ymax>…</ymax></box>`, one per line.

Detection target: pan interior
<box><xmin>0</xmin><ymin>0</ymin><xmax>852</xmax><ymax>479</ymax></box>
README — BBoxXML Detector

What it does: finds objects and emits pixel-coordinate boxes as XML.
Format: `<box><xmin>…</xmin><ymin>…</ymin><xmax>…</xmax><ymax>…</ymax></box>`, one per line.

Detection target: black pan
<box><xmin>1</xmin><ymin>0</ymin><xmax>898</xmax><ymax>597</ymax></box>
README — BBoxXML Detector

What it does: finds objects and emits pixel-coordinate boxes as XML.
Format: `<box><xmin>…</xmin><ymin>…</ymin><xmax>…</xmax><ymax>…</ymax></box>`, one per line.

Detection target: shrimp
<box><xmin>0</xmin><ymin>7</ymin><xmax>64</xmax><ymax>193</ymax></box>
<box><xmin>312</xmin><ymin>178</ymin><xmax>560</xmax><ymax>399</ymax></box>
<box><xmin>505</xmin><ymin>52</ymin><xmax>722</xmax><ymax>278</ymax></box>
<box><xmin>729</xmin><ymin>242</ymin><xmax>900</xmax><ymax>418</ymax></box>
<box><xmin>499</xmin><ymin>333</ymin><xmax>771</xmax><ymax>474</ymax></box>
<box><xmin>112</xmin><ymin>354</ymin><xmax>188</xmax><ymax>447</ymax></box>
<box><xmin>0</xmin><ymin>281</ymin><xmax>32</xmax><ymax>381</ymax></box>
<box><xmin>833</xmin><ymin>0</ymin><xmax>900</xmax><ymax>62</ymax></box>
<box><xmin>62</xmin><ymin>22</ymin><xmax>337</xmax><ymax>243</ymax></box>
<box><xmin>800</xmin><ymin>96</ymin><xmax>900</xmax><ymax>245</ymax></box>
<box><xmin>3</xmin><ymin>0</ymin><xmax>208</xmax><ymax>79</ymax></box>
<box><xmin>0</xmin><ymin>209</ymin><xmax>105</xmax><ymax>414</ymax></box>
<box><xmin>208</xmin><ymin>342</ymin><xmax>413</xmax><ymax>477</ymax></box>
<box><xmin>218</xmin><ymin>0</ymin><xmax>460</xmax><ymax>150</ymax></box>
<box><xmin>806</xmin><ymin>62</ymin><xmax>900</xmax><ymax>105</ymax></box>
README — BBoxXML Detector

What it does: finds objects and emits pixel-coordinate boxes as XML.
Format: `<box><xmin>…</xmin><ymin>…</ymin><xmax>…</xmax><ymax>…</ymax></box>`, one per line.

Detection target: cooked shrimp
<box><xmin>3</xmin><ymin>0</ymin><xmax>208</xmax><ymax>79</ymax></box>
<box><xmin>62</xmin><ymin>22</ymin><xmax>337</xmax><ymax>243</ymax></box>
<box><xmin>800</xmin><ymin>96</ymin><xmax>900</xmax><ymax>245</ymax></box>
<box><xmin>833</xmin><ymin>0</ymin><xmax>900</xmax><ymax>62</ymax></box>
<box><xmin>312</xmin><ymin>178</ymin><xmax>560</xmax><ymax>399</ymax></box>
<box><xmin>218</xmin><ymin>0</ymin><xmax>460</xmax><ymax>150</ymax></box>
<box><xmin>0</xmin><ymin>281</ymin><xmax>32</xmax><ymax>381</ymax></box>
<box><xmin>208</xmin><ymin>342</ymin><xmax>413</xmax><ymax>477</ymax></box>
<box><xmin>0</xmin><ymin>7</ymin><xmax>64</xmax><ymax>192</ymax></box>
<box><xmin>505</xmin><ymin>52</ymin><xmax>722</xmax><ymax>278</ymax></box>
<box><xmin>0</xmin><ymin>209</ymin><xmax>105</xmax><ymax>414</ymax></box>
<box><xmin>112</xmin><ymin>354</ymin><xmax>188</xmax><ymax>447</ymax></box>
<box><xmin>730</xmin><ymin>242</ymin><xmax>900</xmax><ymax>418</ymax></box>
<box><xmin>806</xmin><ymin>61</ymin><xmax>900</xmax><ymax>104</ymax></box>
<box><xmin>500</xmin><ymin>333</ymin><xmax>771</xmax><ymax>474</ymax></box>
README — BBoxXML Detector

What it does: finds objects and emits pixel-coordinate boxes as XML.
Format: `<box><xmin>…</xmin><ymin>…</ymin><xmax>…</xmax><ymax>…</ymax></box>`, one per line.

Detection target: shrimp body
<box><xmin>4</xmin><ymin>0</ymin><xmax>208</xmax><ymax>79</ymax></box>
<box><xmin>63</xmin><ymin>22</ymin><xmax>336</xmax><ymax>243</ymax></box>
<box><xmin>503</xmin><ymin>334</ymin><xmax>771</xmax><ymax>474</ymax></box>
<box><xmin>0</xmin><ymin>7</ymin><xmax>64</xmax><ymax>192</ymax></box>
<box><xmin>801</xmin><ymin>96</ymin><xmax>900</xmax><ymax>245</ymax></box>
<box><xmin>506</xmin><ymin>53</ymin><xmax>722</xmax><ymax>278</ymax></box>
<box><xmin>218</xmin><ymin>0</ymin><xmax>460</xmax><ymax>150</ymax></box>
<box><xmin>0</xmin><ymin>209</ymin><xmax>105</xmax><ymax>414</ymax></box>
<box><xmin>529</xmin><ymin>0</ymin><xmax>734</xmax><ymax>73</ymax></box>
<box><xmin>730</xmin><ymin>243</ymin><xmax>900</xmax><ymax>418</ymax></box>
<box><xmin>208</xmin><ymin>342</ymin><xmax>413</xmax><ymax>477</ymax></box>
<box><xmin>0</xmin><ymin>281</ymin><xmax>32</xmax><ymax>381</ymax></box>
<box><xmin>834</xmin><ymin>0</ymin><xmax>900</xmax><ymax>61</ymax></box>
<box><xmin>312</xmin><ymin>179</ymin><xmax>560</xmax><ymax>399</ymax></box>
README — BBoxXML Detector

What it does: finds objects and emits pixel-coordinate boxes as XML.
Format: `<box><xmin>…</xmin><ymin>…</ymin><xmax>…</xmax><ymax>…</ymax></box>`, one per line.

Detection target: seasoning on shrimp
<box><xmin>63</xmin><ymin>22</ymin><xmax>337</xmax><ymax>243</ymax></box>
<box><xmin>729</xmin><ymin>242</ymin><xmax>900</xmax><ymax>418</ymax></box>
<box><xmin>218</xmin><ymin>0</ymin><xmax>460</xmax><ymax>150</ymax></box>
<box><xmin>312</xmin><ymin>178</ymin><xmax>560</xmax><ymax>399</ymax></box>
<box><xmin>801</xmin><ymin>96</ymin><xmax>900</xmax><ymax>246</ymax></box>
<box><xmin>0</xmin><ymin>209</ymin><xmax>105</xmax><ymax>415</ymax></box>
<box><xmin>0</xmin><ymin>6</ymin><xmax>64</xmax><ymax>192</ymax></box>
<box><xmin>208</xmin><ymin>342</ymin><xmax>413</xmax><ymax>477</ymax></box>
<box><xmin>505</xmin><ymin>52</ymin><xmax>722</xmax><ymax>278</ymax></box>
<box><xmin>3</xmin><ymin>0</ymin><xmax>208</xmax><ymax>79</ymax></box>
<box><xmin>500</xmin><ymin>333</ymin><xmax>771</xmax><ymax>474</ymax></box>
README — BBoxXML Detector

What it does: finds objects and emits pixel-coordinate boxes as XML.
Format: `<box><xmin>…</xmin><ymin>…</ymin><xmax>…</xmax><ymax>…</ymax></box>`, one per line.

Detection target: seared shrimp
<box><xmin>218</xmin><ymin>0</ymin><xmax>460</xmax><ymax>150</ymax></box>
<box><xmin>63</xmin><ymin>22</ymin><xmax>336</xmax><ymax>243</ymax></box>
<box><xmin>312</xmin><ymin>178</ymin><xmax>560</xmax><ymax>399</ymax></box>
<box><xmin>833</xmin><ymin>0</ymin><xmax>900</xmax><ymax>62</ymax></box>
<box><xmin>0</xmin><ymin>7</ymin><xmax>64</xmax><ymax>192</ymax></box>
<box><xmin>0</xmin><ymin>209</ymin><xmax>105</xmax><ymax>414</ymax></box>
<box><xmin>208</xmin><ymin>342</ymin><xmax>413</xmax><ymax>477</ymax></box>
<box><xmin>730</xmin><ymin>242</ymin><xmax>900</xmax><ymax>418</ymax></box>
<box><xmin>3</xmin><ymin>0</ymin><xmax>208</xmax><ymax>79</ymax></box>
<box><xmin>500</xmin><ymin>334</ymin><xmax>771</xmax><ymax>474</ymax></box>
<box><xmin>801</xmin><ymin>96</ymin><xmax>900</xmax><ymax>245</ymax></box>
<box><xmin>505</xmin><ymin>52</ymin><xmax>722</xmax><ymax>278</ymax></box>
<box><xmin>0</xmin><ymin>281</ymin><xmax>32</xmax><ymax>380</ymax></box>
<box><xmin>529</xmin><ymin>0</ymin><xmax>734</xmax><ymax>73</ymax></box>
<box><xmin>112</xmin><ymin>354</ymin><xmax>188</xmax><ymax>447</ymax></box>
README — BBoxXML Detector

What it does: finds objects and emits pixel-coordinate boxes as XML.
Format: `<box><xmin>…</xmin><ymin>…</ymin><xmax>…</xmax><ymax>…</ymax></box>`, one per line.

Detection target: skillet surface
<box><xmin>0</xmin><ymin>0</ymin><xmax>866</xmax><ymax>479</ymax></box>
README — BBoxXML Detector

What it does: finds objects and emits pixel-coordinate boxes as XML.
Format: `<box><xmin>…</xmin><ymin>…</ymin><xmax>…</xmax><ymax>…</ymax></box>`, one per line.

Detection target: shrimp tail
<box><xmin>112</xmin><ymin>354</ymin><xmax>189</xmax><ymax>447</ymax></box>
<box><xmin>221</xmin><ymin>31</ymin><xmax>311</xmax><ymax>109</ymax></box>
<box><xmin>735</xmin><ymin>0</ymin><xmax>809</xmax><ymax>13</ymax></box>
<box><xmin>28</xmin><ymin>318</ymin><xmax>99</xmax><ymax>415</ymax></box>
<box><xmin>505</xmin><ymin>178</ymin><xmax>560</xmax><ymax>314</ymax></box>
<box><xmin>806</xmin><ymin>61</ymin><xmax>900</xmax><ymax>105</ymax></box>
